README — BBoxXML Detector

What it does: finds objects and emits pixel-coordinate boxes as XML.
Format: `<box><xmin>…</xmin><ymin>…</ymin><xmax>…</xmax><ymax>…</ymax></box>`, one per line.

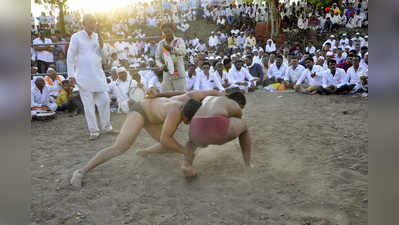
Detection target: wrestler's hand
<box><xmin>145</xmin><ymin>87</ymin><xmax>159</xmax><ymax>98</ymax></box>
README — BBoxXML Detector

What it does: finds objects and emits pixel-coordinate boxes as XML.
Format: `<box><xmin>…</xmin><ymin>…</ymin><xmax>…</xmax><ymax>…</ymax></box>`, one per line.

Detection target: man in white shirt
<box><xmin>295</xmin><ymin>57</ymin><xmax>324</xmax><ymax>94</ymax></box>
<box><xmin>186</xmin><ymin>63</ymin><xmax>196</xmax><ymax>91</ymax></box>
<box><xmin>33</xmin><ymin>30</ymin><xmax>54</xmax><ymax>73</ymax></box>
<box><xmin>347</xmin><ymin>55</ymin><xmax>368</xmax><ymax>93</ymax></box>
<box><xmin>227</xmin><ymin>58</ymin><xmax>256</xmax><ymax>92</ymax></box>
<box><xmin>44</xmin><ymin>67</ymin><xmax>65</xmax><ymax>100</ymax></box>
<box><xmin>155</xmin><ymin>24</ymin><xmax>187</xmax><ymax>92</ymax></box>
<box><xmin>194</xmin><ymin>62</ymin><xmax>225</xmax><ymax>92</ymax></box>
<box><xmin>284</xmin><ymin>57</ymin><xmax>305</xmax><ymax>89</ymax></box>
<box><xmin>267</xmin><ymin>55</ymin><xmax>287</xmax><ymax>83</ymax></box>
<box><xmin>31</xmin><ymin>77</ymin><xmax>57</xmax><ymax>112</ymax></box>
<box><xmin>265</xmin><ymin>39</ymin><xmax>276</xmax><ymax>53</ymax></box>
<box><xmin>318</xmin><ymin>59</ymin><xmax>349</xmax><ymax>94</ymax></box>
<box><xmin>67</xmin><ymin>15</ymin><xmax>114</xmax><ymax>140</ymax></box>
<box><xmin>208</xmin><ymin>32</ymin><xmax>219</xmax><ymax>49</ymax></box>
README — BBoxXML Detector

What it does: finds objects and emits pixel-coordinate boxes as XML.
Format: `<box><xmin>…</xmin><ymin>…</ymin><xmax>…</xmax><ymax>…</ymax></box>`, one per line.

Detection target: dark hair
<box><xmin>276</xmin><ymin>54</ymin><xmax>283</xmax><ymax>59</ymax></box>
<box><xmin>327</xmin><ymin>59</ymin><xmax>336</xmax><ymax>65</ymax></box>
<box><xmin>305</xmin><ymin>57</ymin><xmax>314</xmax><ymax>62</ymax></box>
<box><xmin>361</xmin><ymin>46</ymin><xmax>368</xmax><ymax>51</ymax></box>
<box><xmin>182</xmin><ymin>99</ymin><xmax>202</xmax><ymax>121</ymax></box>
<box><xmin>223</xmin><ymin>58</ymin><xmax>231</xmax><ymax>65</ymax></box>
<box><xmin>202</xmin><ymin>61</ymin><xmax>210</xmax><ymax>67</ymax></box>
<box><xmin>61</xmin><ymin>80</ymin><xmax>70</xmax><ymax>85</ymax></box>
<box><xmin>325</xmin><ymin>42</ymin><xmax>331</xmax><ymax>46</ymax></box>
<box><xmin>353</xmin><ymin>55</ymin><xmax>361</xmax><ymax>60</ymax></box>
<box><xmin>347</xmin><ymin>53</ymin><xmax>355</xmax><ymax>58</ymax></box>
<box><xmin>227</xmin><ymin>91</ymin><xmax>246</xmax><ymax>107</ymax></box>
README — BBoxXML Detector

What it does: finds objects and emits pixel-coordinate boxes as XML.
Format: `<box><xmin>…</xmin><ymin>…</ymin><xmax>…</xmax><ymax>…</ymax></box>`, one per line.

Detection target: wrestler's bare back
<box><xmin>194</xmin><ymin>96</ymin><xmax>242</xmax><ymax>119</ymax></box>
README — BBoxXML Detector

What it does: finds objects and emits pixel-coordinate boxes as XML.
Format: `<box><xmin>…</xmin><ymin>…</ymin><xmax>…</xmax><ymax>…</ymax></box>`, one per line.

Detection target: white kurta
<box><xmin>284</xmin><ymin>65</ymin><xmax>305</xmax><ymax>82</ymax></box>
<box><xmin>67</xmin><ymin>30</ymin><xmax>108</xmax><ymax>92</ymax></box>
<box><xmin>31</xmin><ymin>85</ymin><xmax>57</xmax><ymax>112</ymax></box>
<box><xmin>67</xmin><ymin>29</ymin><xmax>111</xmax><ymax>135</ymax></box>
<box><xmin>295</xmin><ymin>65</ymin><xmax>324</xmax><ymax>86</ymax></box>
<box><xmin>321</xmin><ymin>68</ymin><xmax>348</xmax><ymax>88</ymax></box>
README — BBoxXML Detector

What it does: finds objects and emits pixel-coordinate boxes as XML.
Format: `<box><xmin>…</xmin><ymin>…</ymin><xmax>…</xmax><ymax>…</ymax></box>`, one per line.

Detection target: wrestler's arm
<box><xmin>159</xmin><ymin>108</ymin><xmax>189</xmax><ymax>155</ymax></box>
<box><xmin>155</xmin><ymin>91</ymin><xmax>186</xmax><ymax>98</ymax></box>
<box><xmin>186</xmin><ymin>90</ymin><xmax>225</xmax><ymax>102</ymax></box>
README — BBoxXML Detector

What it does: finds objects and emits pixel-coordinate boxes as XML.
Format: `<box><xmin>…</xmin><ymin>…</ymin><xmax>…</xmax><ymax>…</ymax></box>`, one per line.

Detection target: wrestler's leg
<box><xmin>182</xmin><ymin>139</ymin><xmax>199</xmax><ymax>177</ymax></box>
<box><xmin>223</xmin><ymin>117</ymin><xmax>252</xmax><ymax>167</ymax></box>
<box><xmin>71</xmin><ymin>112</ymin><xmax>145</xmax><ymax>188</ymax></box>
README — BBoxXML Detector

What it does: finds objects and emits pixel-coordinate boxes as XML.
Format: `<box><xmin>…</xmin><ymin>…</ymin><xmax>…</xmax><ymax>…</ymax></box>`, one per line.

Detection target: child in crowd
<box><xmin>56</xmin><ymin>80</ymin><xmax>83</xmax><ymax>114</ymax></box>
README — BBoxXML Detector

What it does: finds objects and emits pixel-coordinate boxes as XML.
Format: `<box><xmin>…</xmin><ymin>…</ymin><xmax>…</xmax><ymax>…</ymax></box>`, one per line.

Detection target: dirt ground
<box><xmin>31</xmin><ymin>90</ymin><xmax>368</xmax><ymax>225</ymax></box>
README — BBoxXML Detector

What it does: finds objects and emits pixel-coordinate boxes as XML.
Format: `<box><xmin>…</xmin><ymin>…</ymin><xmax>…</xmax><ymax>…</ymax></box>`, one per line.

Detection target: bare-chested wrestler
<box><xmin>70</xmin><ymin>89</ymin><xmax>224</xmax><ymax>188</ymax></box>
<box><xmin>136</xmin><ymin>91</ymin><xmax>252</xmax><ymax>177</ymax></box>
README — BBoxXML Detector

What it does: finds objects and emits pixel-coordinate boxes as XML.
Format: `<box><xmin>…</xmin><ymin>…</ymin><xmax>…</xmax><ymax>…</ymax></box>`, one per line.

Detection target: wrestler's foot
<box><xmin>182</xmin><ymin>165</ymin><xmax>197</xmax><ymax>177</ymax></box>
<box><xmin>71</xmin><ymin>169</ymin><xmax>84</xmax><ymax>188</ymax></box>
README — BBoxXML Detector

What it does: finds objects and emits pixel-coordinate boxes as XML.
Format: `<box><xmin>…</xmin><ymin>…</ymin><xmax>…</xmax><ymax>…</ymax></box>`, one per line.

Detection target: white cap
<box><xmin>215</xmin><ymin>56</ymin><xmax>222</xmax><ymax>59</ymax></box>
<box><xmin>47</xmin><ymin>67</ymin><xmax>55</xmax><ymax>72</ymax></box>
<box><xmin>330</xmin><ymin>35</ymin><xmax>335</xmax><ymax>38</ymax></box>
<box><xmin>231</xmin><ymin>54</ymin><xmax>237</xmax><ymax>58</ymax></box>
<box><xmin>365</xmin><ymin>35</ymin><xmax>368</xmax><ymax>38</ymax></box>
<box><xmin>356</xmin><ymin>32</ymin><xmax>360</xmax><ymax>35</ymax></box>
<box><xmin>32</xmin><ymin>66</ymin><xmax>38</xmax><ymax>69</ymax></box>
<box><xmin>326</xmin><ymin>51</ymin><xmax>334</xmax><ymax>57</ymax></box>
<box><xmin>118</xmin><ymin>67</ymin><xmax>127</xmax><ymax>74</ymax></box>
<box><xmin>342</xmin><ymin>33</ymin><xmax>347</xmax><ymax>36</ymax></box>
<box><xmin>318</xmin><ymin>56</ymin><xmax>325</xmax><ymax>60</ymax></box>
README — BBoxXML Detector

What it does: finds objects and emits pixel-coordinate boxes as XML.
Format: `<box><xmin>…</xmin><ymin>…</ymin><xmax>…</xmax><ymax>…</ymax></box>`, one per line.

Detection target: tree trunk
<box><xmin>267</xmin><ymin>0</ymin><xmax>279</xmax><ymax>39</ymax></box>
<box><xmin>58</xmin><ymin>2</ymin><xmax>65</xmax><ymax>35</ymax></box>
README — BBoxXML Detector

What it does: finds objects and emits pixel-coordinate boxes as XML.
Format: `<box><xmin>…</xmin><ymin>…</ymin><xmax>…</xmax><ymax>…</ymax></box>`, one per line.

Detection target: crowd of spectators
<box><xmin>31</xmin><ymin>0</ymin><xmax>368</xmax><ymax>119</ymax></box>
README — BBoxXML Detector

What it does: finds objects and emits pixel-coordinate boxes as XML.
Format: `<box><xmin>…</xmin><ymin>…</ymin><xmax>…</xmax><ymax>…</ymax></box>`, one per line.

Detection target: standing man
<box><xmin>67</xmin><ymin>14</ymin><xmax>114</xmax><ymax>140</ymax></box>
<box><xmin>33</xmin><ymin>30</ymin><xmax>54</xmax><ymax>73</ymax></box>
<box><xmin>155</xmin><ymin>23</ymin><xmax>187</xmax><ymax>92</ymax></box>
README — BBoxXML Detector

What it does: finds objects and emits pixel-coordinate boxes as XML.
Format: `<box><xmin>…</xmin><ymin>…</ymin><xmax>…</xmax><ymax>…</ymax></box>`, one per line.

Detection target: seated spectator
<box><xmin>31</xmin><ymin>77</ymin><xmax>57</xmax><ymax>112</ymax></box>
<box><xmin>44</xmin><ymin>67</ymin><xmax>65</xmax><ymax>100</ymax></box>
<box><xmin>213</xmin><ymin>61</ymin><xmax>230</xmax><ymax>89</ymax></box>
<box><xmin>194</xmin><ymin>61</ymin><xmax>225</xmax><ymax>92</ymax></box>
<box><xmin>295</xmin><ymin>57</ymin><xmax>324</xmax><ymax>94</ymax></box>
<box><xmin>347</xmin><ymin>55</ymin><xmax>368</xmax><ymax>94</ymax></box>
<box><xmin>317</xmin><ymin>59</ymin><xmax>349</xmax><ymax>95</ymax></box>
<box><xmin>244</xmin><ymin>33</ymin><xmax>256</xmax><ymax>49</ymax></box>
<box><xmin>186</xmin><ymin>63</ymin><xmax>196</xmax><ymax>91</ymax></box>
<box><xmin>55</xmin><ymin>52</ymin><xmax>67</xmax><ymax>73</ymax></box>
<box><xmin>337</xmin><ymin>53</ymin><xmax>354</xmax><ymax>72</ymax></box>
<box><xmin>284</xmin><ymin>56</ymin><xmax>305</xmax><ymax>89</ymax></box>
<box><xmin>265</xmin><ymin>39</ymin><xmax>276</xmax><ymax>53</ymax></box>
<box><xmin>245</xmin><ymin>54</ymin><xmax>263</xmax><ymax>86</ymax></box>
<box><xmin>335</xmin><ymin>48</ymin><xmax>347</xmax><ymax>64</ymax></box>
<box><xmin>56</xmin><ymin>80</ymin><xmax>83</xmax><ymax>114</ymax></box>
<box><xmin>115</xmin><ymin>68</ymin><xmax>131</xmax><ymax>114</ymax></box>
<box><xmin>227</xmin><ymin>58</ymin><xmax>257</xmax><ymax>92</ymax></box>
<box><xmin>129</xmin><ymin>72</ymin><xmax>146</xmax><ymax>103</ymax></box>
<box><xmin>267</xmin><ymin>55</ymin><xmax>287</xmax><ymax>83</ymax></box>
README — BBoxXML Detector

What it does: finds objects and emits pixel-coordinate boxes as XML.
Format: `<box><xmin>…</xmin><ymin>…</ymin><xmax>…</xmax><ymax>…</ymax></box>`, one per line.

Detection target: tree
<box><xmin>35</xmin><ymin>0</ymin><xmax>67</xmax><ymax>35</ymax></box>
<box><xmin>266</xmin><ymin>0</ymin><xmax>280</xmax><ymax>39</ymax></box>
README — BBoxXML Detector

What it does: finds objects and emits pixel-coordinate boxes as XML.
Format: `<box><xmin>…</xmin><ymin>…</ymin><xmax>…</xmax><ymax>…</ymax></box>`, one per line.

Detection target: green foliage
<box><xmin>308</xmin><ymin>0</ymin><xmax>333</xmax><ymax>8</ymax></box>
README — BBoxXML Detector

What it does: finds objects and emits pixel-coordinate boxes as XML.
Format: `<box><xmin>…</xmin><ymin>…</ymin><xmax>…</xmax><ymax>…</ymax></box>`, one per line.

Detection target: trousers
<box><xmin>79</xmin><ymin>89</ymin><xmax>112</xmax><ymax>135</ymax></box>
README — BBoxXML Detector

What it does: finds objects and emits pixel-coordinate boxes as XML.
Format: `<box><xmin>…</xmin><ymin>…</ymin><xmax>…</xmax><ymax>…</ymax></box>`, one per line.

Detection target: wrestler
<box><xmin>70</xmin><ymin>90</ymin><xmax>224</xmax><ymax>188</ymax></box>
<box><xmin>137</xmin><ymin>91</ymin><xmax>252</xmax><ymax>177</ymax></box>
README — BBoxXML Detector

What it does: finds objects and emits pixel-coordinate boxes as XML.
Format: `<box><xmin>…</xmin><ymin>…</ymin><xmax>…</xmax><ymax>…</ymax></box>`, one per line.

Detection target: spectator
<box><xmin>33</xmin><ymin>30</ymin><xmax>54</xmax><ymax>73</ymax></box>
<box><xmin>55</xmin><ymin>52</ymin><xmax>67</xmax><ymax>73</ymax></box>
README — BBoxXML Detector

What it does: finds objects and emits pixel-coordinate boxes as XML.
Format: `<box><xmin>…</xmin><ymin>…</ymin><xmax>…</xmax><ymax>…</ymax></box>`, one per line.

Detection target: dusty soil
<box><xmin>31</xmin><ymin>90</ymin><xmax>368</xmax><ymax>225</ymax></box>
